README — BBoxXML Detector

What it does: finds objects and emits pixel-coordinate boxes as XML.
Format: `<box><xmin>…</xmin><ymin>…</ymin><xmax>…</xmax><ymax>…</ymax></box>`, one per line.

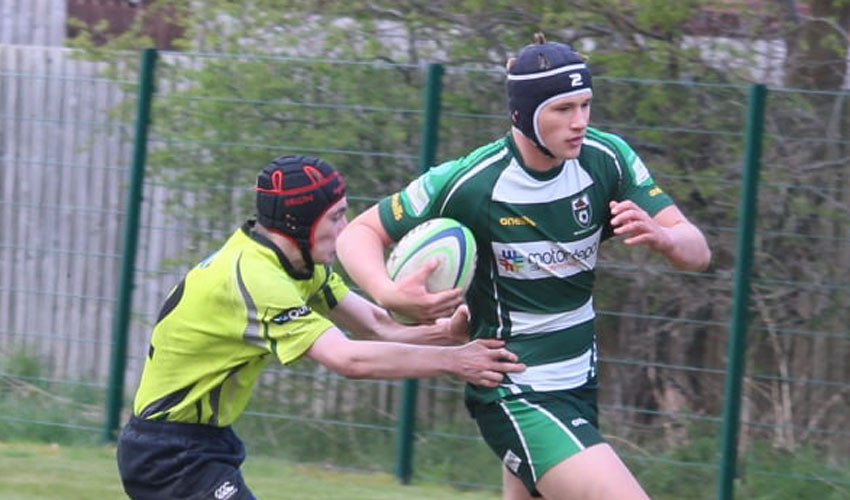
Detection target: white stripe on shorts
<box><xmin>499</xmin><ymin>400</ymin><xmax>536</xmax><ymax>483</ymax></box>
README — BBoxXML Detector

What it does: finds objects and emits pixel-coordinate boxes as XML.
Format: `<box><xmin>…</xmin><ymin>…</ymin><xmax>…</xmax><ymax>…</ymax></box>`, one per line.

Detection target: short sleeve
<box><xmin>238</xmin><ymin>257</ymin><xmax>334</xmax><ymax>365</ymax></box>
<box><xmin>606</xmin><ymin>133</ymin><xmax>674</xmax><ymax>216</ymax></box>
<box><xmin>307</xmin><ymin>269</ymin><xmax>350</xmax><ymax>316</ymax></box>
<box><xmin>377</xmin><ymin>160</ymin><xmax>461</xmax><ymax>241</ymax></box>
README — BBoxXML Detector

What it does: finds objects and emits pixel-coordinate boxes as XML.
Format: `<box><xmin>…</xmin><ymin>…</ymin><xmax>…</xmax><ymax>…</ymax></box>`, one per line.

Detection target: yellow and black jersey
<box><xmin>132</xmin><ymin>221</ymin><xmax>349</xmax><ymax>426</ymax></box>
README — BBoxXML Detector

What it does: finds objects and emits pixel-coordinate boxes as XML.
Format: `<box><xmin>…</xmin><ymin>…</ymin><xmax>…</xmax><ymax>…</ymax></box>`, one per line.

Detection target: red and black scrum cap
<box><xmin>255</xmin><ymin>155</ymin><xmax>346</xmax><ymax>247</ymax></box>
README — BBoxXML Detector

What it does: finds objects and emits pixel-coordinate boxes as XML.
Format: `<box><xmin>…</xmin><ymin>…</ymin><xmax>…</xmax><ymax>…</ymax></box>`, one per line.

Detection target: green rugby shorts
<box><xmin>471</xmin><ymin>388</ymin><xmax>605</xmax><ymax>497</ymax></box>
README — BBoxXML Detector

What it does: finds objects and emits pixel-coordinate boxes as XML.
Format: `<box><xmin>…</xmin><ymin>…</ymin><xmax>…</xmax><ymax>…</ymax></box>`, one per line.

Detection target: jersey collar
<box><xmin>505</xmin><ymin>133</ymin><xmax>565</xmax><ymax>181</ymax></box>
<box><xmin>241</xmin><ymin>220</ymin><xmax>314</xmax><ymax>280</ymax></box>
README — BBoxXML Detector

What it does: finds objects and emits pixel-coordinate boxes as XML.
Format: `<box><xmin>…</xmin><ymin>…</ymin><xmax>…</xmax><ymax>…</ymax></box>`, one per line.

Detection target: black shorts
<box><xmin>116</xmin><ymin>416</ymin><xmax>256</xmax><ymax>500</ymax></box>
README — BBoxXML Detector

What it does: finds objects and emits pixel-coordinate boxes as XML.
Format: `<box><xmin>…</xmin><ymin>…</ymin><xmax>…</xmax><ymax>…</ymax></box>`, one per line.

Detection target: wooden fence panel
<box><xmin>0</xmin><ymin>44</ymin><xmax>137</xmax><ymax>383</ymax></box>
<box><xmin>0</xmin><ymin>0</ymin><xmax>66</xmax><ymax>47</ymax></box>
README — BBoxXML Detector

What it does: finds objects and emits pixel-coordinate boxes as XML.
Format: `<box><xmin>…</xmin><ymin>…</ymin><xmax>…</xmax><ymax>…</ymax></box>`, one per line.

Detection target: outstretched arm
<box><xmin>336</xmin><ymin>205</ymin><xmax>464</xmax><ymax>323</ymax></box>
<box><xmin>328</xmin><ymin>292</ymin><xmax>470</xmax><ymax>345</ymax></box>
<box><xmin>306</xmin><ymin>327</ymin><xmax>524</xmax><ymax>387</ymax></box>
<box><xmin>609</xmin><ymin>201</ymin><xmax>711</xmax><ymax>272</ymax></box>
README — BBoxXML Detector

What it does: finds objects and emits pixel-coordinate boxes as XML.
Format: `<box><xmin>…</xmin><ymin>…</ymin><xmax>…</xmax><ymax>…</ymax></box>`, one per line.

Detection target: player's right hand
<box><xmin>449</xmin><ymin>339</ymin><xmax>525</xmax><ymax>388</ymax></box>
<box><xmin>382</xmin><ymin>258</ymin><xmax>464</xmax><ymax>323</ymax></box>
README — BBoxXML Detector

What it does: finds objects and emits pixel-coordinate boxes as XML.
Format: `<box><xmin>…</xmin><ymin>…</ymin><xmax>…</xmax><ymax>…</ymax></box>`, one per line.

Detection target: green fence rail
<box><xmin>104</xmin><ymin>47</ymin><xmax>158</xmax><ymax>442</ymax></box>
<box><xmin>717</xmin><ymin>83</ymin><xmax>766</xmax><ymax>500</ymax></box>
<box><xmin>1</xmin><ymin>46</ymin><xmax>848</xmax><ymax>499</ymax></box>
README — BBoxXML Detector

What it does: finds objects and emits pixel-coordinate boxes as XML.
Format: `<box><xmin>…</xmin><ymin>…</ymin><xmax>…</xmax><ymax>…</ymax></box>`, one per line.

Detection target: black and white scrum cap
<box><xmin>506</xmin><ymin>35</ymin><xmax>592</xmax><ymax>156</ymax></box>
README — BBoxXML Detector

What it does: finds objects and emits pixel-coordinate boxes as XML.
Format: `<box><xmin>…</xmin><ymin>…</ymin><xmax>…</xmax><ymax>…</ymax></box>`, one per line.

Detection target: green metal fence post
<box><xmin>395</xmin><ymin>63</ymin><xmax>444</xmax><ymax>485</ymax></box>
<box><xmin>103</xmin><ymin>48</ymin><xmax>158</xmax><ymax>442</ymax></box>
<box><xmin>716</xmin><ymin>83</ymin><xmax>767</xmax><ymax>500</ymax></box>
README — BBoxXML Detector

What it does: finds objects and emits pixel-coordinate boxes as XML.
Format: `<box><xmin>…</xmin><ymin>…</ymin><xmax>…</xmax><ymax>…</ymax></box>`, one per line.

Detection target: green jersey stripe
<box><xmin>441</xmin><ymin>147</ymin><xmax>509</xmax><ymax>214</ymax></box>
<box><xmin>505</xmin><ymin>321</ymin><xmax>595</xmax><ymax>364</ymax></box>
<box><xmin>582</xmin><ymin>138</ymin><xmax>622</xmax><ymax>177</ymax></box>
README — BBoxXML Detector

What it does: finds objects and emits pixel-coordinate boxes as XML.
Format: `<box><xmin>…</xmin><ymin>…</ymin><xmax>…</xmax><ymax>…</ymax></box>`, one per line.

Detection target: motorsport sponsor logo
<box><xmin>271</xmin><ymin>305</ymin><xmax>312</xmax><ymax>324</ymax></box>
<box><xmin>571</xmin><ymin>193</ymin><xmax>592</xmax><ymax>228</ymax></box>
<box><xmin>492</xmin><ymin>230</ymin><xmax>601</xmax><ymax>279</ymax></box>
<box><xmin>403</xmin><ymin>177</ymin><xmax>431</xmax><ymax>216</ymax></box>
<box><xmin>497</xmin><ymin>249</ymin><xmax>524</xmax><ymax>272</ymax></box>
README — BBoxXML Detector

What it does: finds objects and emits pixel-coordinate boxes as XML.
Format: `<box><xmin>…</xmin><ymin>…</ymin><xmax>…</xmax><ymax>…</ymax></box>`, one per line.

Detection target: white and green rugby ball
<box><xmin>386</xmin><ymin>218</ymin><xmax>477</xmax><ymax>323</ymax></box>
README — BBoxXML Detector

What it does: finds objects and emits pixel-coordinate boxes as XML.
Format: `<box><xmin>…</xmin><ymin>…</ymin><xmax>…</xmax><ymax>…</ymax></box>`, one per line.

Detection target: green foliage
<box><xmin>413</xmin><ymin>427</ymin><xmax>501</xmax><ymax>488</ymax></box>
<box><xmin>0</xmin><ymin>350</ymin><xmax>103</xmax><ymax>445</ymax></box>
<box><xmin>66</xmin><ymin>0</ymin><xmax>754</xmax><ymax>267</ymax></box>
<box><xmin>235</xmin><ymin>410</ymin><xmax>397</xmax><ymax>472</ymax></box>
<box><xmin>632</xmin><ymin>433</ymin><xmax>850</xmax><ymax>500</ymax></box>
<box><xmin>632</xmin><ymin>435</ymin><xmax>719</xmax><ymax>499</ymax></box>
<box><xmin>1</xmin><ymin>348</ymin><xmax>44</xmax><ymax>380</ymax></box>
<box><xmin>737</xmin><ymin>443</ymin><xmax>850</xmax><ymax>500</ymax></box>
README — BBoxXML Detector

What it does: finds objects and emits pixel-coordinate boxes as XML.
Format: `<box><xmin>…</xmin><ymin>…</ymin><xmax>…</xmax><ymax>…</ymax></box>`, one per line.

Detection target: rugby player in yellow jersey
<box><xmin>116</xmin><ymin>154</ymin><xmax>525</xmax><ymax>500</ymax></box>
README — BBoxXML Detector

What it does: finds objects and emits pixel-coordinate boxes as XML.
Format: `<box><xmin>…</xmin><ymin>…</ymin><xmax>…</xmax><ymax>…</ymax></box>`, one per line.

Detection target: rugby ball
<box><xmin>386</xmin><ymin>218</ymin><xmax>477</xmax><ymax>324</ymax></box>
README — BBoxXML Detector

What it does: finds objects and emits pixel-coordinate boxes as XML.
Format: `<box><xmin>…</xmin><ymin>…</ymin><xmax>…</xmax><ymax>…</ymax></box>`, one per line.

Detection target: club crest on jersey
<box><xmin>571</xmin><ymin>193</ymin><xmax>592</xmax><ymax>228</ymax></box>
<box><xmin>271</xmin><ymin>305</ymin><xmax>312</xmax><ymax>324</ymax></box>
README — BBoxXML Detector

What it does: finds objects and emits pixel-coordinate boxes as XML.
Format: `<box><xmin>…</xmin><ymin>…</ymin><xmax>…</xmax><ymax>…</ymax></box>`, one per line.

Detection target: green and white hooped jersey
<box><xmin>378</xmin><ymin>128</ymin><xmax>673</xmax><ymax>405</ymax></box>
<box><xmin>132</xmin><ymin>221</ymin><xmax>350</xmax><ymax>425</ymax></box>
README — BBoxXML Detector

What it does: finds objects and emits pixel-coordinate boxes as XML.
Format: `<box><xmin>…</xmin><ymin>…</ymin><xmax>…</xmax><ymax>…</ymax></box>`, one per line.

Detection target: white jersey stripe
<box><xmin>492</xmin><ymin>228</ymin><xmax>602</xmax><ymax>280</ymax></box>
<box><xmin>492</xmin><ymin>158</ymin><xmax>593</xmax><ymax>204</ymax></box>
<box><xmin>508</xmin><ymin>298</ymin><xmax>595</xmax><ymax>335</ymax></box>
<box><xmin>505</xmin><ymin>348</ymin><xmax>593</xmax><ymax>391</ymax></box>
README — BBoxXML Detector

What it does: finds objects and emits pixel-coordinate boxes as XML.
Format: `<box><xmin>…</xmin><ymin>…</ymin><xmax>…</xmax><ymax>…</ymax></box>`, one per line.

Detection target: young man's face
<box><xmin>311</xmin><ymin>197</ymin><xmax>348</xmax><ymax>264</ymax></box>
<box><xmin>536</xmin><ymin>92</ymin><xmax>592</xmax><ymax>159</ymax></box>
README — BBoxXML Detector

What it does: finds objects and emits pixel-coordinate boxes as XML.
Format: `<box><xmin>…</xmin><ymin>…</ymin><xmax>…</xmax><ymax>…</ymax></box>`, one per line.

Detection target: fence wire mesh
<box><xmin>1</xmin><ymin>45</ymin><xmax>848</xmax><ymax>498</ymax></box>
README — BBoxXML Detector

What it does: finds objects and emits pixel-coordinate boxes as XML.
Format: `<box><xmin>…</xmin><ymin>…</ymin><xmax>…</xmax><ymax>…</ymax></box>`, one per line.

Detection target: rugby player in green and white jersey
<box><xmin>336</xmin><ymin>34</ymin><xmax>710</xmax><ymax>500</ymax></box>
<box><xmin>115</xmin><ymin>155</ymin><xmax>525</xmax><ymax>500</ymax></box>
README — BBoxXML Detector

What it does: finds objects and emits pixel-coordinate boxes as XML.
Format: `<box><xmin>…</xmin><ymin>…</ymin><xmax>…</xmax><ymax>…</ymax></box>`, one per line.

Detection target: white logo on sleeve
<box><xmin>503</xmin><ymin>449</ymin><xmax>523</xmax><ymax>474</ymax></box>
<box><xmin>404</xmin><ymin>177</ymin><xmax>431</xmax><ymax>216</ymax></box>
<box><xmin>630</xmin><ymin>157</ymin><xmax>651</xmax><ymax>186</ymax></box>
<box><xmin>214</xmin><ymin>480</ymin><xmax>238</xmax><ymax>500</ymax></box>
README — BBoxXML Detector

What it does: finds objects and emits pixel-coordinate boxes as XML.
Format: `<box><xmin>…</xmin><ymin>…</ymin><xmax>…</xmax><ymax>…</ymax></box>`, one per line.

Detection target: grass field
<box><xmin>0</xmin><ymin>441</ymin><xmax>501</xmax><ymax>500</ymax></box>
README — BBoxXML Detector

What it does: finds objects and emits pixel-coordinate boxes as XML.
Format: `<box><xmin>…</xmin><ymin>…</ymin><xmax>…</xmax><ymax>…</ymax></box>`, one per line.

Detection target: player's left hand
<box><xmin>609</xmin><ymin>200</ymin><xmax>673</xmax><ymax>254</ymax></box>
<box><xmin>435</xmin><ymin>304</ymin><xmax>471</xmax><ymax>345</ymax></box>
